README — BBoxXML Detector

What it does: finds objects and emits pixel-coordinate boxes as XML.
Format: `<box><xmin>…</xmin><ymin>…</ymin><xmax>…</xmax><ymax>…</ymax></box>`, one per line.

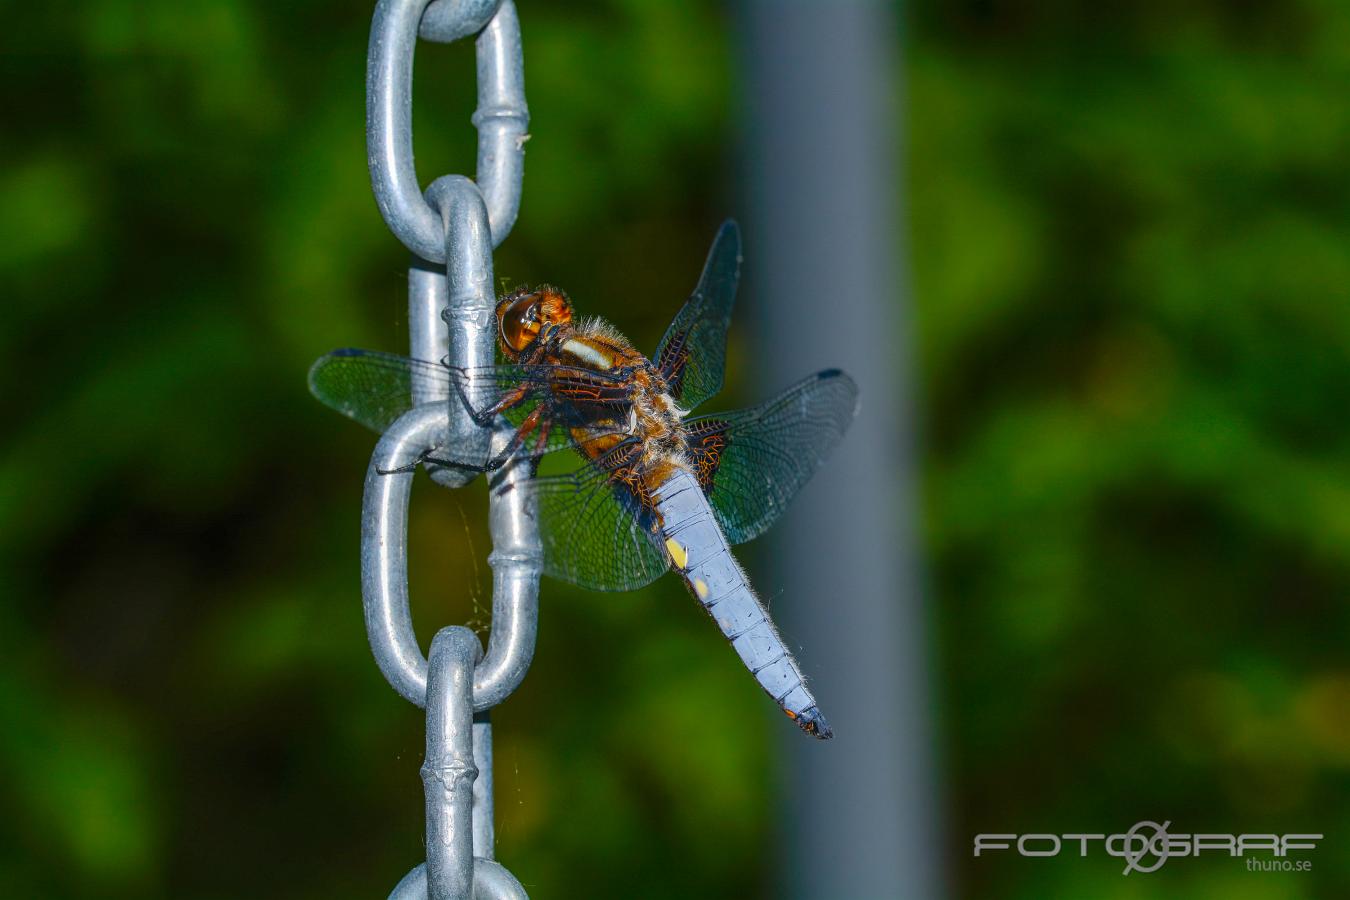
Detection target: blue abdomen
<box><xmin>651</xmin><ymin>469</ymin><xmax>831</xmax><ymax>739</ymax></box>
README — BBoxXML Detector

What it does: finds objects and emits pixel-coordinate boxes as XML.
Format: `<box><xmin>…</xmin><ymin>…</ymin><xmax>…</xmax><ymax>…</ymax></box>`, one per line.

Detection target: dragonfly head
<box><xmin>495</xmin><ymin>285</ymin><xmax>573</xmax><ymax>359</ymax></box>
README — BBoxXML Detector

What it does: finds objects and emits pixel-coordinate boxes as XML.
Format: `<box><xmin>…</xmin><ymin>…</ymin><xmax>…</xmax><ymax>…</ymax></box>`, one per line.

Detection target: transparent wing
<box><xmin>653</xmin><ymin>220</ymin><xmax>742</xmax><ymax>411</ymax></box>
<box><xmin>686</xmin><ymin>369</ymin><xmax>859</xmax><ymax>545</ymax></box>
<box><xmin>308</xmin><ymin>348</ymin><xmax>429</xmax><ymax>434</ymax></box>
<box><xmin>526</xmin><ymin>451</ymin><xmax>670</xmax><ymax>592</ymax></box>
<box><xmin>307</xmin><ymin>348</ymin><xmax>633</xmax><ymax>465</ymax></box>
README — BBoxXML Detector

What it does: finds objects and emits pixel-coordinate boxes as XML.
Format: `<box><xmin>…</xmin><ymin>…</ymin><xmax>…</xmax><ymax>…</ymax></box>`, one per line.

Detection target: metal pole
<box><xmin>739</xmin><ymin>2</ymin><xmax>944</xmax><ymax>897</ymax></box>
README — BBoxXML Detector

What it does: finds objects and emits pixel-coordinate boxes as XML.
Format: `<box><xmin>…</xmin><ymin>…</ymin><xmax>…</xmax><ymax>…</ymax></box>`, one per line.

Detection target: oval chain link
<box><xmin>367</xmin><ymin>0</ymin><xmax>529</xmax><ymax>261</ymax></box>
<box><xmin>359</xmin><ymin>1</ymin><xmax>537</xmax><ymax>897</ymax></box>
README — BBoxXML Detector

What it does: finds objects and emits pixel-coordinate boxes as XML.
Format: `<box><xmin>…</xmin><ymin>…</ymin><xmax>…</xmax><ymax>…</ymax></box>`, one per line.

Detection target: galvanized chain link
<box><xmin>362</xmin><ymin>2</ymin><xmax>536</xmax><ymax>897</ymax></box>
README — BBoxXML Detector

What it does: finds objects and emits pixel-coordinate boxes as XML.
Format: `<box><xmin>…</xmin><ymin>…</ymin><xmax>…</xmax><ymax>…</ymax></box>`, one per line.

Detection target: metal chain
<box><xmin>362</xmin><ymin>2</ymin><xmax>536</xmax><ymax>897</ymax></box>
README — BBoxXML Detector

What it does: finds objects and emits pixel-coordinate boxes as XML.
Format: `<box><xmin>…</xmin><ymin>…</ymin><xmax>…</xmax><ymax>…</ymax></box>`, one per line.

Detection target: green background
<box><xmin>2</xmin><ymin>1</ymin><xmax>1347</xmax><ymax>897</ymax></box>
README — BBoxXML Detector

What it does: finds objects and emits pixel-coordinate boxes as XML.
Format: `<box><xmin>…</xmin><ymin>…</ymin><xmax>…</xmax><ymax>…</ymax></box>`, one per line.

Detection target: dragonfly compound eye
<box><xmin>499</xmin><ymin>293</ymin><xmax>542</xmax><ymax>352</ymax></box>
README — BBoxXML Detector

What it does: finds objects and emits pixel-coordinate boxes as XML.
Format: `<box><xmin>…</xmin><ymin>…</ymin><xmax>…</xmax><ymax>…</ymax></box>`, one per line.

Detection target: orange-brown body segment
<box><xmin>494</xmin><ymin>285</ymin><xmax>695</xmax><ymax>527</ymax></box>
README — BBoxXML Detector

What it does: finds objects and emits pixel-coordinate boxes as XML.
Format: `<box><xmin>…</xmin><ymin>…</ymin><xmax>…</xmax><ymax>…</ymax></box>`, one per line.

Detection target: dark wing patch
<box><xmin>687</xmin><ymin>418</ymin><xmax>730</xmax><ymax>492</ymax></box>
<box><xmin>685</xmin><ymin>369</ymin><xmax>859</xmax><ymax>545</ymax></box>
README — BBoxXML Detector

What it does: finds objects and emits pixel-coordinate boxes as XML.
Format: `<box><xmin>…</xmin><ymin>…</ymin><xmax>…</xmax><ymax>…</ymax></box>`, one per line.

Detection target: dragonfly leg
<box><xmin>375</xmin><ymin>404</ymin><xmax>545</xmax><ymax>477</ymax></box>
<box><xmin>533</xmin><ymin>418</ymin><xmax>552</xmax><ymax>455</ymax></box>
<box><xmin>376</xmin><ymin>450</ymin><xmax>435</xmax><ymax>476</ymax></box>
<box><xmin>471</xmin><ymin>407</ymin><xmax>541</xmax><ymax>472</ymax></box>
<box><xmin>411</xmin><ymin>443</ymin><xmax>520</xmax><ymax>476</ymax></box>
<box><xmin>416</xmin><ymin>411</ymin><xmax>540</xmax><ymax>476</ymax></box>
<box><xmin>376</xmin><ymin>447</ymin><xmax>484</xmax><ymax>476</ymax></box>
<box><xmin>450</xmin><ymin>377</ymin><xmax>530</xmax><ymax>428</ymax></box>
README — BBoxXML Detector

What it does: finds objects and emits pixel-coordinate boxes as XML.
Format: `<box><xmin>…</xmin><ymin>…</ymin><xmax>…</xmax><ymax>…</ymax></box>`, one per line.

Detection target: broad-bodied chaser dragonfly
<box><xmin>309</xmin><ymin>222</ymin><xmax>857</xmax><ymax>738</ymax></box>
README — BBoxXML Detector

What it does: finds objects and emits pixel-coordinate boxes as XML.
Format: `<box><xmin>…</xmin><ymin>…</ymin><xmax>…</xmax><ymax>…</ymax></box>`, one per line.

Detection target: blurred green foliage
<box><xmin>2</xmin><ymin>0</ymin><xmax>1348</xmax><ymax>898</ymax></box>
<box><xmin>912</xmin><ymin>2</ymin><xmax>1350</xmax><ymax>898</ymax></box>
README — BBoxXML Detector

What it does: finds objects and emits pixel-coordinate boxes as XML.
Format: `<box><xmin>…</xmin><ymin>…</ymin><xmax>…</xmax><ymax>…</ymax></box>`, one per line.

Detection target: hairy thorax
<box><xmin>556</xmin><ymin>317</ymin><xmax>691</xmax><ymax>485</ymax></box>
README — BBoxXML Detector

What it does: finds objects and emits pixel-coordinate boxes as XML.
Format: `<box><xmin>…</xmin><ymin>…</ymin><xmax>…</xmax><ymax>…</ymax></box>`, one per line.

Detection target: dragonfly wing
<box><xmin>685</xmin><ymin>369</ymin><xmax>859</xmax><ymax>545</ymax></box>
<box><xmin>308</xmin><ymin>348</ymin><xmax>632</xmax><ymax>466</ymax></box>
<box><xmin>654</xmin><ymin>220</ymin><xmax>742</xmax><ymax>411</ymax></box>
<box><xmin>308</xmin><ymin>348</ymin><xmax>428</xmax><ymax>433</ymax></box>
<box><xmin>525</xmin><ymin>454</ymin><xmax>670</xmax><ymax>592</ymax></box>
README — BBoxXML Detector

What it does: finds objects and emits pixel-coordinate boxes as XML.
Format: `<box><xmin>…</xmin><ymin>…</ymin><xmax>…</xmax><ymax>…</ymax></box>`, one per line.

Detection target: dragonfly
<box><xmin>309</xmin><ymin>221</ymin><xmax>858</xmax><ymax>738</ymax></box>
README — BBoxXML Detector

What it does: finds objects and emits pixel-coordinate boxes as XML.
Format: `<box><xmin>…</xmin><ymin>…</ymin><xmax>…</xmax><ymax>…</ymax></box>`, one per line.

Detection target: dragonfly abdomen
<box><xmin>651</xmin><ymin>469</ymin><xmax>832</xmax><ymax>739</ymax></box>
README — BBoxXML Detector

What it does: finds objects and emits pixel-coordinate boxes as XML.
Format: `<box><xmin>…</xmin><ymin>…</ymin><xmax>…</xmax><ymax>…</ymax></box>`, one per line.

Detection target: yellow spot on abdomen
<box><xmin>664</xmin><ymin>537</ymin><xmax>688</xmax><ymax>569</ymax></box>
<box><xmin>692</xmin><ymin>577</ymin><xmax>709</xmax><ymax>600</ymax></box>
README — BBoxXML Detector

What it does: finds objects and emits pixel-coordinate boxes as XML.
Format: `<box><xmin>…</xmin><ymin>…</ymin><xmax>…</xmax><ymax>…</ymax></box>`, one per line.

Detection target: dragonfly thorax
<box><xmin>553</xmin><ymin>317</ymin><xmax>693</xmax><ymax>482</ymax></box>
